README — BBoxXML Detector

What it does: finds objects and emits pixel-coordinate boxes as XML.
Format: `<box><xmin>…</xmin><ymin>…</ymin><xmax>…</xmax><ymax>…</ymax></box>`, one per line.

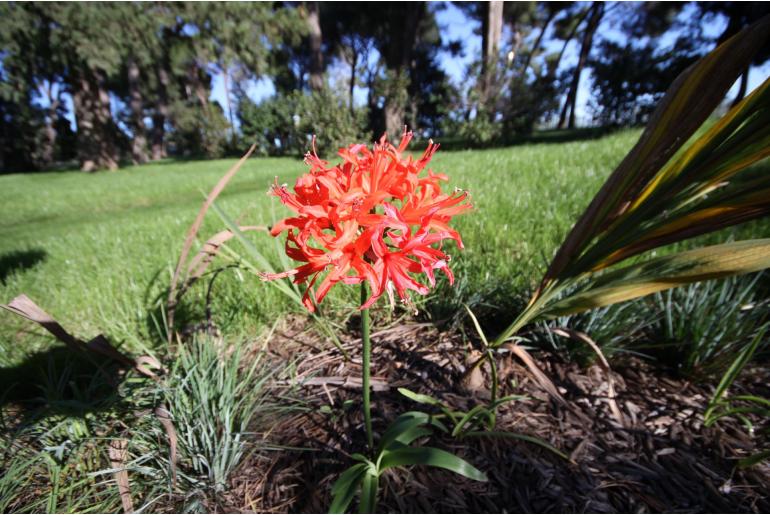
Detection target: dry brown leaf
<box><xmin>155</xmin><ymin>403</ymin><xmax>178</xmax><ymax>487</ymax></box>
<box><xmin>167</xmin><ymin>144</ymin><xmax>257</xmax><ymax>341</ymax></box>
<box><xmin>108</xmin><ymin>438</ymin><xmax>134</xmax><ymax>513</ymax></box>
<box><xmin>1</xmin><ymin>294</ymin><xmax>81</xmax><ymax>351</ymax></box>
<box><xmin>551</xmin><ymin>327</ymin><xmax>625</xmax><ymax>426</ymax></box>
<box><xmin>1</xmin><ymin>295</ymin><xmax>155</xmax><ymax>376</ymax></box>
<box><xmin>186</xmin><ymin>225</ymin><xmax>267</xmax><ymax>280</ymax></box>
<box><xmin>503</xmin><ymin>343</ymin><xmax>566</xmax><ymax>405</ymax></box>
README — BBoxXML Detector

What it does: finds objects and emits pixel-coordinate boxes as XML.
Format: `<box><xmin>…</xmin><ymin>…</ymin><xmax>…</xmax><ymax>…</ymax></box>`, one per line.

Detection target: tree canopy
<box><xmin>0</xmin><ymin>1</ymin><xmax>767</xmax><ymax>172</ymax></box>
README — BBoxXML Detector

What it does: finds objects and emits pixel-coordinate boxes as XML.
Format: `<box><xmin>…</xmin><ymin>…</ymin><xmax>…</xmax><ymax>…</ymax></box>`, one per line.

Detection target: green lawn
<box><xmin>1</xmin><ymin>129</ymin><xmax>765</xmax><ymax>368</ymax></box>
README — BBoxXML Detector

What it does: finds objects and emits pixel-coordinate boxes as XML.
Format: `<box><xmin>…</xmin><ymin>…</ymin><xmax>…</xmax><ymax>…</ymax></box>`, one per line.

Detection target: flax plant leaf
<box><xmin>496</xmin><ymin>17</ymin><xmax>770</xmax><ymax>346</ymax></box>
<box><xmin>542</xmin><ymin>240</ymin><xmax>770</xmax><ymax>318</ymax></box>
<box><xmin>540</xmin><ymin>16</ymin><xmax>770</xmax><ymax>287</ymax></box>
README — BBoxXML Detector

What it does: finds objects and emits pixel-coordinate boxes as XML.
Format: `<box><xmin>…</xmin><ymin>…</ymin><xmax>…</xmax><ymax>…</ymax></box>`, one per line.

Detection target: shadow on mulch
<box><xmin>224</xmin><ymin>320</ymin><xmax>770</xmax><ymax>513</ymax></box>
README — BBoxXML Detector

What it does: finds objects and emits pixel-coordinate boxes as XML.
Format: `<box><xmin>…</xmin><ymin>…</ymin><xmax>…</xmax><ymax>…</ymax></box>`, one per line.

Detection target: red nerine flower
<box><xmin>262</xmin><ymin>129</ymin><xmax>471</xmax><ymax>312</ymax></box>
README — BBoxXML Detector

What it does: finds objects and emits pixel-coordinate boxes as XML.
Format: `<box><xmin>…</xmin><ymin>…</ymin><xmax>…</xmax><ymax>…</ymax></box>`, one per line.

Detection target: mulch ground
<box><xmin>222</xmin><ymin>319</ymin><xmax>770</xmax><ymax>513</ymax></box>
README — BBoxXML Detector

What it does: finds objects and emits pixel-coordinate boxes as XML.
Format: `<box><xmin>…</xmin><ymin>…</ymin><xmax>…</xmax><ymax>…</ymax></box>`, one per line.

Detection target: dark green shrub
<box><xmin>239</xmin><ymin>87</ymin><xmax>364</xmax><ymax>157</ymax></box>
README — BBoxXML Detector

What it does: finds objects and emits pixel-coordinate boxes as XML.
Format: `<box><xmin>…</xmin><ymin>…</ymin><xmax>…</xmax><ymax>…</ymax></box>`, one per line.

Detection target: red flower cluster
<box><xmin>263</xmin><ymin>130</ymin><xmax>471</xmax><ymax>312</ymax></box>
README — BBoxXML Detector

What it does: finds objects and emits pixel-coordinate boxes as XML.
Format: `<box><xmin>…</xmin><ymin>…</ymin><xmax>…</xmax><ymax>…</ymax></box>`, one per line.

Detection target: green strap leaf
<box><xmin>464</xmin><ymin>304</ymin><xmax>490</xmax><ymax>348</ymax></box>
<box><xmin>397</xmin><ymin>387</ymin><xmax>441</xmax><ymax>406</ymax></box>
<box><xmin>377</xmin><ymin>411</ymin><xmax>432</xmax><ymax>453</ymax></box>
<box><xmin>379</xmin><ymin>447</ymin><xmax>488</xmax><ymax>482</ymax></box>
<box><xmin>358</xmin><ymin>473</ymin><xmax>378</xmax><ymax>514</ymax></box>
<box><xmin>705</xmin><ymin>327</ymin><xmax>767</xmax><ymax>424</ymax></box>
<box><xmin>329</xmin><ymin>463</ymin><xmax>367</xmax><ymax>514</ymax></box>
<box><xmin>738</xmin><ymin>450</ymin><xmax>770</xmax><ymax>469</ymax></box>
<box><xmin>210</xmin><ymin>200</ymin><xmax>300</xmax><ymax>302</ymax></box>
<box><xmin>452</xmin><ymin>404</ymin><xmax>492</xmax><ymax>437</ymax></box>
<box><xmin>465</xmin><ymin>431</ymin><xmax>570</xmax><ymax>461</ymax></box>
<box><xmin>386</xmin><ymin>426</ymin><xmax>434</xmax><ymax>450</ymax></box>
<box><xmin>542</xmin><ymin>240</ymin><xmax>770</xmax><ymax>318</ymax></box>
<box><xmin>538</xmin><ymin>15</ymin><xmax>770</xmax><ymax>285</ymax></box>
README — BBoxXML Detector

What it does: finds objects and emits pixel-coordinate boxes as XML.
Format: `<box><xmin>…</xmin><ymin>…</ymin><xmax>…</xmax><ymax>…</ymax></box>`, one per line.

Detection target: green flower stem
<box><xmin>361</xmin><ymin>282</ymin><xmax>374</xmax><ymax>449</ymax></box>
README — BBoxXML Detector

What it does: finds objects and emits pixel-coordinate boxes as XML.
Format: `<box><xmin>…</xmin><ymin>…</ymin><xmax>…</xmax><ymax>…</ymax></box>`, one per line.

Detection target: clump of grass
<box><xmin>528</xmin><ymin>272</ymin><xmax>769</xmax><ymax>378</ymax></box>
<box><xmin>161</xmin><ymin>336</ymin><xmax>296</xmax><ymax>503</ymax></box>
<box><xmin>641</xmin><ymin>272</ymin><xmax>769</xmax><ymax>377</ymax></box>
<box><xmin>0</xmin><ymin>354</ymin><xmax>134</xmax><ymax>513</ymax></box>
<box><xmin>0</xmin><ymin>332</ymin><xmax>300</xmax><ymax>513</ymax></box>
<box><xmin>532</xmin><ymin>301</ymin><xmax>653</xmax><ymax>365</ymax></box>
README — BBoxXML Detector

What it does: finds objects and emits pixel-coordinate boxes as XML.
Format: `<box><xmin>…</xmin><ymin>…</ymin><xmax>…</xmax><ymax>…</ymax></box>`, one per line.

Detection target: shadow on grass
<box><xmin>0</xmin><ymin>343</ymin><xmax>135</xmax><ymax>434</ymax></box>
<box><xmin>0</xmin><ymin>249</ymin><xmax>47</xmax><ymax>285</ymax></box>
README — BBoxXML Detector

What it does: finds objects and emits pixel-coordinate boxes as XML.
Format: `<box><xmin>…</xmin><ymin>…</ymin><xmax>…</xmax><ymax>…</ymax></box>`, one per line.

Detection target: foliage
<box><xmin>532</xmin><ymin>272</ymin><xmax>769</xmax><ymax>376</ymax></box>
<box><xmin>533</xmin><ymin>301</ymin><xmax>652</xmax><ymax>365</ymax></box>
<box><xmin>239</xmin><ymin>87</ymin><xmax>365</xmax><ymax>157</ymax></box>
<box><xmin>328</xmin><ymin>411</ymin><xmax>486</xmax><ymax>514</ymax></box>
<box><xmin>704</xmin><ymin>328</ymin><xmax>770</xmax><ymax>468</ymax></box>
<box><xmin>493</xmin><ymin>19</ymin><xmax>770</xmax><ymax>348</ymax></box>
<box><xmin>162</xmin><ymin>337</ymin><xmax>295</xmax><ymax>497</ymax></box>
<box><xmin>168</xmin><ymin>98</ymin><xmax>231</xmax><ymax>159</ymax></box>
<box><xmin>455</xmin><ymin>108</ymin><xmax>504</xmax><ymax>147</ymax></box>
<box><xmin>643</xmin><ymin>272</ymin><xmax>769</xmax><ymax>377</ymax></box>
<box><xmin>589</xmin><ymin>36</ymin><xmax>702</xmax><ymax>126</ymax></box>
<box><xmin>0</xmin><ymin>331</ymin><xmax>298</xmax><ymax>512</ymax></box>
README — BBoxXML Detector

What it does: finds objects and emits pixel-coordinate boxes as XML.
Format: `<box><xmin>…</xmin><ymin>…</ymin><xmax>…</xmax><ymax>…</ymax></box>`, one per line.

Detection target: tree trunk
<box><xmin>41</xmin><ymin>81</ymin><xmax>59</xmax><ymax>167</ymax></box>
<box><xmin>548</xmin><ymin>6</ymin><xmax>591</xmax><ymax>80</ymax></box>
<box><xmin>731</xmin><ymin>67</ymin><xmax>749</xmax><ymax>108</ymax></box>
<box><xmin>222</xmin><ymin>66</ymin><xmax>235</xmax><ymax>143</ymax></box>
<box><xmin>128</xmin><ymin>57</ymin><xmax>149</xmax><ymax>165</ymax></box>
<box><xmin>152</xmin><ymin>65</ymin><xmax>170</xmax><ymax>160</ymax></box>
<box><xmin>190</xmin><ymin>64</ymin><xmax>209</xmax><ymax>113</ymax></box>
<box><xmin>382</xmin><ymin>2</ymin><xmax>423</xmax><ymax>140</ymax></box>
<box><xmin>383</xmin><ymin>71</ymin><xmax>408</xmax><ymax>140</ymax></box>
<box><xmin>481</xmin><ymin>1</ymin><xmax>504</xmax><ymax>102</ymax></box>
<box><xmin>95</xmin><ymin>71</ymin><xmax>120</xmax><ymax>170</ymax></box>
<box><xmin>559</xmin><ymin>2</ymin><xmax>604</xmax><ymax>129</ymax></box>
<box><xmin>307</xmin><ymin>1</ymin><xmax>324</xmax><ymax>91</ymax></box>
<box><xmin>349</xmin><ymin>45</ymin><xmax>358</xmax><ymax>116</ymax></box>
<box><xmin>72</xmin><ymin>70</ymin><xmax>119</xmax><ymax>172</ymax></box>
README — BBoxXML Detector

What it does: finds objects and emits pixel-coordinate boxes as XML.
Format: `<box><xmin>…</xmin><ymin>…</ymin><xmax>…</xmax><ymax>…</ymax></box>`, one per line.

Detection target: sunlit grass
<box><xmin>1</xmin><ymin>129</ymin><xmax>766</xmax><ymax>367</ymax></box>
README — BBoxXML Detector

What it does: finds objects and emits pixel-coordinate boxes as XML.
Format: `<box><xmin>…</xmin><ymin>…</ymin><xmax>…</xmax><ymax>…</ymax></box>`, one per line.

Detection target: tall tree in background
<box><xmin>587</xmin><ymin>2</ymin><xmax>697</xmax><ymax>126</ymax></box>
<box><xmin>46</xmin><ymin>3</ymin><xmax>124</xmax><ymax>171</ymax></box>
<box><xmin>698</xmin><ymin>2</ymin><xmax>770</xmax><ymax>106</ymax></box>
<box><xmin>0</xmin><ymin>3</ymin><xmax>67</xmax><ymax>169</ymax></box>
<box><xmin>374</xmin><ymin>2</ymin><xmax>426</xmax><ymax>140</ymax></box>
<box><xmin>547</xmin><ymin>3</ymin><xmax>590</xmax><ymax>82</ymax></box>
<box><xmin>481</xmin><ymin>1</ymin><xmax>504</xmax><ymax>104</ymax></box>
<box><xmin>112</xmin><ymin>2</ymin><xmax>164</xmax><ymax>165</ymax></box>
<box><xmin>306</xmin><ymin>1</ymin><xmax>324</xmax><ymax>91</ymax></box>
<box><xmin>520</xmin><ymin>1</ymin><xmax>562</xmax><ymax>76</ymax></box>
<box><xmin>558</xmin><ymin>0</ymin><xmax>604</xmax><ymax>129</ymax></box>
<box><xmin>320</xmin><ymin>3</ymin><xmax>379</xmax><ymax>116</ymax></box>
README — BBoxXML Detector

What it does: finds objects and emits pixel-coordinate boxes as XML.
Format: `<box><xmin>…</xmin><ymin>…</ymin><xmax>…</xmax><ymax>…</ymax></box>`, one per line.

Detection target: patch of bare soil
<box><xmin>224</xmin><ymin>320</ymin><xmax>770</xmax><ymax>513</ymax></box>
